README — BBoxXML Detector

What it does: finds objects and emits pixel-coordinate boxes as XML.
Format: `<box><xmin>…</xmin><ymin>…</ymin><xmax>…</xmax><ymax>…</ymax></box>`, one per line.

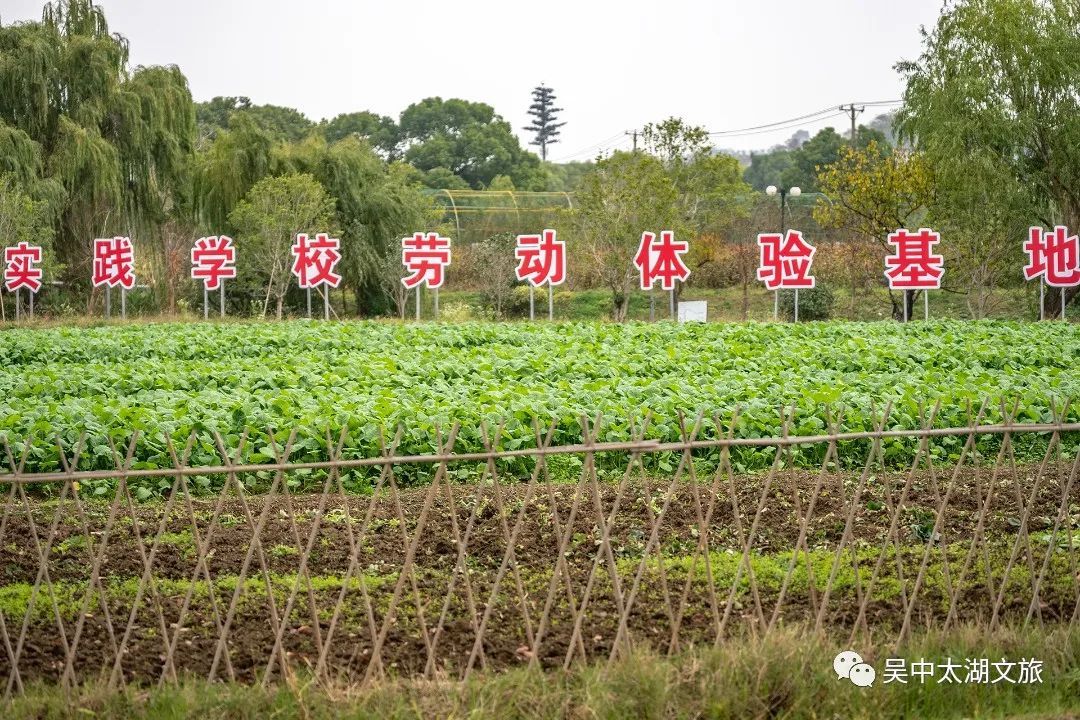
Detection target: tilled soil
<box><xmin>0</xmin><ymin>462</ymin><xmax>1077</xmax><ymax>685</ymax></box>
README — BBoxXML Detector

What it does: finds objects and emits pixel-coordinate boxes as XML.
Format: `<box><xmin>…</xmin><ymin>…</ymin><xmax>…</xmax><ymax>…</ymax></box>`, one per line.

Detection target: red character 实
<box><xmin>515</xmin><ymin>229</ymin><xmax>566</xmax><ymax>287</ymax></box>
<box><xmin>190</xmin><ymin>236</ymin><xmax>237</xmax><ymax>291</ymax></box>
<box><xmin>92</xmin><ymin>237</ymin><xmax>136</xmax><ymax>289</ymax></box>
<box><xmin>4</xmin><ymin>242</ymin><xmax>44</xmax><ymax>293</ymax></box>
<box><xmin>291</xmin><ymin>233</ymin><xmax>342</xmax><ymax>289</ymax></box>
<box><xmin>401</xmin><ymin>232</ymin><xmax>452</xmax><ymax>289</ymax></box>
<box><xmin>634</xmin><ymin>231</ymin><xmax>690</xmax><ymax>291</ymax></box>
<box><xmin>757</xmin><ymin>230</ymin><xmax>816</xmax><ymax>289</ymax></box>
<box><xmin>884</xmin><ymin>228</ymin><xmax>945</xmax><ymax>289</ymax></box>
<box><xmin>1024</xmin><ymin>226</ymin><xmax>1080</xmax><ymax>287</ymax></box>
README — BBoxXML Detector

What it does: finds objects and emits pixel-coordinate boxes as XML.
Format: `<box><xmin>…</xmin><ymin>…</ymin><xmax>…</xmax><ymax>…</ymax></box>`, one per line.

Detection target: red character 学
<box><xmin>884</xmin><ymin>228</ymin><xmax>945</xmax><ymax>289</ymax></box>
<box><xmin>4</xmin><ymin>242</ymin><xmax>44</xmax><ymax>293</ymax></box>
<box><xmin>757</xmin><ymin>230</ymin><xmax>816</xmax><ymax>289</ymax></box>
<box><xmin>190</xmin><ymin>236</ymin><xmax>237</xmax><ymax>291</ymax></box>
<box><xmin>291</xmin><ymin>233</ymin><xmax>342</xmax><ymax>289</ymax></box>
<box><xmin>92</xmin><ymin>237</ymin><xmax>136</xmax><ymax>289</ymax></box>
<box><xmin>1024</xmin><ymin>226</ymin><xmax>1080</xmax><ymax>287</ymax></box>
<box><xmin>401</xmin><ymin>232</ymin><xmax>452</xmax><ymax>289</ymax></box>
<box><xmin>634</xmin><ymin>231</ymin><xmax>690</xmax><ymax>291</ymax></box>
<box><xmin>515</xmin><ymin>229</ymin><xmax>566</xmax><ymax>287</ymax></box>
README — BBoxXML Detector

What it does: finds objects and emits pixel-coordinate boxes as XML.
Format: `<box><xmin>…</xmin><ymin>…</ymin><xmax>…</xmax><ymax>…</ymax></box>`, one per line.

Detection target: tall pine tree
<box><xmin>524</xmin><ymin>84</ymin><xmax>565</xmax><ymax>161</ymax></box>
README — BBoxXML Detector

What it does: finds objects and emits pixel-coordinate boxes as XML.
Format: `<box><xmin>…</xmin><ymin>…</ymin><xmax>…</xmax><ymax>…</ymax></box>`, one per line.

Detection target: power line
<box><xmin>548</xmin><ymin>131</ymin><xmax>627</xmax><ymax>162</ymax></box>
<box><xmin>710</xmin><ymin>111</ymin><xmax>850</xmax><ymax>140</ymax></box>
<box><xmin>549</xmin><ymin>99</ymin><xmax>903</xmax><ymax>162</ymax></box>
<box><xmin>708</xmin><ymin>101</ymin><xmax>901</xmax><ymax>138</ymax></box>
<box><xmin>707</xmin><ymin>105</ymin><xmax>843</xmax><ymax>136</ymax></box>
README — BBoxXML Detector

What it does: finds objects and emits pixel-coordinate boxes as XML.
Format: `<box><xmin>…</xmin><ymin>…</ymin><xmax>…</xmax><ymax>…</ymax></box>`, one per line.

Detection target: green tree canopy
<box><xmin>575</xmin><ymin>151</ymin><xmax>679</xmax><ymax>320</ymax></box>
<box><xmin>743</xmin><ymin>125</ymin><xmax>889</xmax><ymax>192</ymax></box>
<box><xmin>0</xmin><ymin>0</ymin><xmax>195</xmax><ymax>284</ymax></box>
<box><xmin>196</xmin><ymin>96</ymin><xmax>313</xmax><ymax>144</ymax></box>
<box><xmin>228</xmin><ymin>172</ymin><xmax>336</xmax><ymax>319</ymax></box>
<box><xmin>398</xmin><ymin>97</ymin><xmax>545</xmax><ymax>190</ymax></box>
<box><xmin>321</xmin><ymin>111</ymin><xmax>399</xmax><ymax>157</ymax></box>
<box><xmin>897</xmin><ymin>0</ymin><xmax>1080</xmax><ymax>316</ymax></box>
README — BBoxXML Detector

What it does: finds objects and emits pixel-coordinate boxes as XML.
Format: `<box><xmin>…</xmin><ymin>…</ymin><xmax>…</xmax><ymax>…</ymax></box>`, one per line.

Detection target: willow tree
<box><xmin>276</xmin><ymin>135</ymin><xmax>440</xmax><ymax>315</ymax></box>
<box><xmin>0</xmin><ymin>0</ymin><xmax>195</xmax><ymax>290</ymax></box>
<box><xmin>897</xmin><ymin>0</ymin><xmax>1080</xmax><ymax>317</ymax></box>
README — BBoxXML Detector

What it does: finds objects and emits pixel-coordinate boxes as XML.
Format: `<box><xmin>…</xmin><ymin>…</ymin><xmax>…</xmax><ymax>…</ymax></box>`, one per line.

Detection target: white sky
<box><xmin>1</xmin><ymin>0</ymin><xmax>945</xmax><ymax>160</ymax></box>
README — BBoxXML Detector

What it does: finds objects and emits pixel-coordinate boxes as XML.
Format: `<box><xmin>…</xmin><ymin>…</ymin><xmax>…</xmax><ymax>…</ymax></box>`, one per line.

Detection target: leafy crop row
<box><xmin>0</xmin><ymin>320</ymin><xmax>1077</xmax><ymax>491</ymax></box>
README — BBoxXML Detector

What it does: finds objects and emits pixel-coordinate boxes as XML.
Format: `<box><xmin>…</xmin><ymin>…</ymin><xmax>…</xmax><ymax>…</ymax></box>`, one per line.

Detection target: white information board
<box><xmin>677</xmin><ymin>300</ymin><xmax>708</xmax><ymax>323</ymax></box>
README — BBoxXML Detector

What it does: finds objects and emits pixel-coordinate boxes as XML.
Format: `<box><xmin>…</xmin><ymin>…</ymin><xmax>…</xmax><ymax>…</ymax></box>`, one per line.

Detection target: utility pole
<box><xmin>625</xmin><ymin>129</ymin><xmax>638</xmax><ymax>152</ymax></box>
<box><xmin>839</xmin><ymin>104</ymin><xmax>865</xmax><ymax>144</ymax></box>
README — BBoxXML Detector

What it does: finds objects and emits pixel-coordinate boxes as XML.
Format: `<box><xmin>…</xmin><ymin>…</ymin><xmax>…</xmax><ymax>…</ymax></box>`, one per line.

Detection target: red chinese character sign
<box><xmin>191</xmin><ymin>235</ymin><xmax>237</xmax><ymax>319</ymax></box>
<box><xmin>1025</xmin><ymin>226</ymin><xmax>1080</xmax><ymax>319</ymax></box>
<box><xmin>93</xmin><ymin>237</ymin><xmax>136</xmax><ymax>318</ymax></box>
<box><xmin>884</xmin><ymin>228</ymin><xmax>944</xmax><ymax>321</ymax></box>
<box><xmin>3</xmin><ymin>242</ymin><xmax>43</xmax><ymax>320</ymax></box>
<box><xmin>757</xmin><ymin>230</ymin><xmax>816</xmax><ymax>321</ymax></box>
<box><xmin>515</xmin><ymin>229</ymin><xmax>565</xmax><ymax>320</ymax></box>
<box><xmin>402</xmin><ymin>232</ymin><xmax>452</xmax><ymax>320</ymax></box>
<box><xmin>634</xmin><ymin>231</ymin><xmax>690</xmax><ymax>319</ymax></box>
<box><xmin>292</xmin><ymin>233</ymin><xmax>342</xmax><ymax>319</ymax></box>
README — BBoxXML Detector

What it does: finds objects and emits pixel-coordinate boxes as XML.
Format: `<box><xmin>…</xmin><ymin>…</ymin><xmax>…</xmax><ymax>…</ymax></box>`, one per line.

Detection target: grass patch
<box><xmin>5</xmin><ymin>624</ymin><xmax>1079</xmax><ymax>719</ymax></box>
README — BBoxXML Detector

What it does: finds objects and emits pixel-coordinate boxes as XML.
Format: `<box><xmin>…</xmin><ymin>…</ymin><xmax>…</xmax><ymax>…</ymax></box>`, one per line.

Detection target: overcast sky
<box><xmin>1</xmin><ymin>0</ymin><xmax>945</xmax><ymax>159</ymax></box>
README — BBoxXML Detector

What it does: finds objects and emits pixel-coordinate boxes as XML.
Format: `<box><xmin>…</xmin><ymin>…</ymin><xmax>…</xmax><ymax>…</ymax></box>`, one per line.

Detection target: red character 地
<box><xmin>190</xmin><ymin>236</ymin><xmax>237</xmax><ymax>291</ymax></box>
<box><xmin>757</xmin><ymin>230</ymin><xmax>816</xmax><ymax>289</ymax></box>
<box><xmin>884</xmin><ymin>228</ymin><xmax>945</xmax><ymax>289</ymax></box>
<box><xmin>401</xmin><ymin>232</ymin><xmax>452</xmax><ymax>289</ymax></box>
<box><xmin>4</xmin><ymin>242</ymin><xmax>44</xmax><ymax>293</ymax></box>
<box><xmin>634</xmin><ymin>230</ymin><xmax>690</xmax><ymax>290</ymax></box>
<box><xmin>291</xmin><ymin>233</ymin><xmax>342</xmax><ymax>288</ymax></box>
<box><xmin>515</xmin><ymin>229</ymin><xmax>566</xmax><ymax>286</ymax></box>
<box><xmin>1024</xmin><ymin>226</ymin><xmax>1080</xmax><ymax>287</ymax></box>
<box><xmin>92</xmin><ymin>237</ymin><xmax>136</xmax><ymax>289</ymax></box>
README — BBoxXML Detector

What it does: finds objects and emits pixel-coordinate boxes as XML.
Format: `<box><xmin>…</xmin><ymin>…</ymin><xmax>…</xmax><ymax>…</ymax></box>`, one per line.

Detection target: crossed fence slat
<box><xmin>0</xmin><ymin>409</ymin><xmax>1077</xmax><ymax>692</ymax></box>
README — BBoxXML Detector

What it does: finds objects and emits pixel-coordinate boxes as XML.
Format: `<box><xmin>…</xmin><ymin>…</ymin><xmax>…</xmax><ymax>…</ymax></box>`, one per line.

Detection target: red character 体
<box><xmin>757</xmin><ymin>230</ymin><xmax>816</xmax><ymax>289</ymax></box>
<box><xmin>515</xmin><ymin>229</ymin><xmax>566</xmax><ymax>286</ymax></box>
<box><xmin>634</xmin><ymin>231</ymin><xmax>690</xmax><ymax>291</ymax></box>
<box><xmin>92</xmin><ymin>237</ymin><xmax>136</xmax><ymax>289</ymax></box>
<box><xmin>3</xmin><ymin>242</ymin><xmax>44</xmax><ymax>293</ymax></box>
<box><xmin>1024</xmin><ymin>226</ymin><xmax>1080</xmax><ymax>287</ymax></box>
<box><xmin>884</xmin><ymin>228</ymin><xmax>945</xmax><ymax>289</ymax></box>
<box><xmin>401</xmin><ymin>232</ymin><xmax>452</xmax><ymax>289</ymax></box>
<box><xmin>291</xmin><ymin>233</ymin><xmax>342</xmax><ymax>288</ymax></box>
<box><xmin>190</xmin><ymin>236</ymin><xmax>237</xmax><ymax>291</ymax></box>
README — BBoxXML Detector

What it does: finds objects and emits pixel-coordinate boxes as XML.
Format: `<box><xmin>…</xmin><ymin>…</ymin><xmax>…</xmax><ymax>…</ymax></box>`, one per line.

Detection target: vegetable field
<box><xmin>1</xmin><ymin>319</ymin><xmax>1077</xmax><ymax>484</ymax></box>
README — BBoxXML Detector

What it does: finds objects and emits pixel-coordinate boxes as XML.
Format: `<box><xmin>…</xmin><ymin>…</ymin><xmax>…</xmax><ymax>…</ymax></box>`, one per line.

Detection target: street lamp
<box><xmin>765</xmin><ymin>185</ymin><xmax>801</xmax><ymax>320</ymax></box>
<box><xmin>765</xmin><ymin>185</ymin><xmax>801</xmax><ymax>234</ymax></box>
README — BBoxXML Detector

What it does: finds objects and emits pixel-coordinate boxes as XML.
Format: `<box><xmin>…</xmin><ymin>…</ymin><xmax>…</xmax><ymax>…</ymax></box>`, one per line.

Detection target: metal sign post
<box><xmin>548</xmin><ymin>283</ymin><xmax>554</xmax><ymax>321</ymax></box>
<box><xmin>402</xmin><ymin>232</ymin><xmax>452</xmax><ymax>323</ymax></box>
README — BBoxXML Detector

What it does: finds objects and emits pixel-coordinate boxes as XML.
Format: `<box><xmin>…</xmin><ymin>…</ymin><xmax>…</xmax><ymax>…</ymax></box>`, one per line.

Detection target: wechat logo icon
<box><xmin>834</xmin><ymin>650</ymin><xmax>876</xmax><ymax>687</ymax></box>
